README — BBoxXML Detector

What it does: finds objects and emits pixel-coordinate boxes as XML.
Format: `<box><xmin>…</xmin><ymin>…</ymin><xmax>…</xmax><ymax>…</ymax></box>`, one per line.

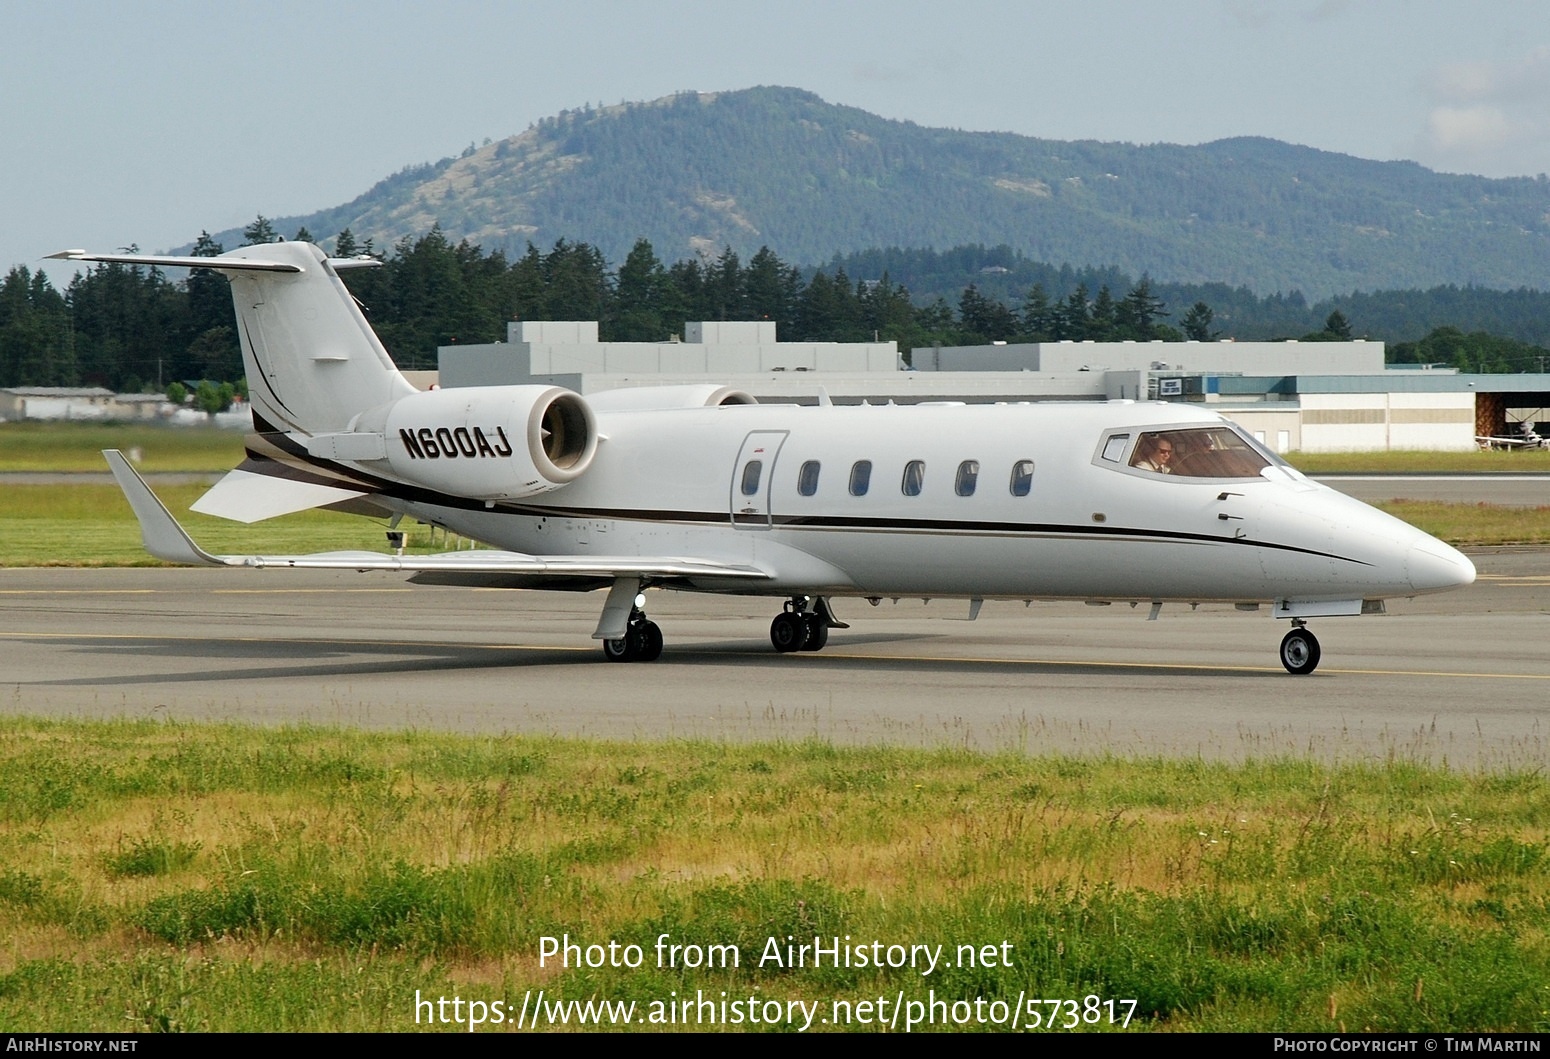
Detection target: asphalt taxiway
<box><xmin>2</xmin><ymin>552</ymin><xmax>1546</xmax><ymax>765</ymax></box>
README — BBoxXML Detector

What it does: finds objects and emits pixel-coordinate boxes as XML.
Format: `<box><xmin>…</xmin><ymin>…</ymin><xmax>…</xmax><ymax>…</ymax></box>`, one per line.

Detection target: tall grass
<box><xmin>0</xmin><ymin>718</ymin><xmax>1545</xmax><ymax>1031</ymax></box>
<box><xmin>1286</xmin><ymin>448</ymin><xmax>1550</xmax><ymax>474</ymax></box>
<box><xmin>1377</xmin><ymin>500</ymin><xmax>1550</xmax><ymax>546</ymax></box>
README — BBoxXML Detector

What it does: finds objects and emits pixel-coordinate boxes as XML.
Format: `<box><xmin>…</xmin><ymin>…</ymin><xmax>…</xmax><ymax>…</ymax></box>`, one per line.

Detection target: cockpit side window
<box><xmin>1100</xmin><ymin>434</ymin><xmax>1131</xmax><ymax>463</ymax></box>
<box><xmin>1129</xmin><ymin>427</ymin><xmax>1271</xmax><ymax>478</ymax></box>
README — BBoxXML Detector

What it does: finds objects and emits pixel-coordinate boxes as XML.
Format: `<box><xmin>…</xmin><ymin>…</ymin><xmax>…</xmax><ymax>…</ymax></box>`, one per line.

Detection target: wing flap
<box><xmin>233</xmin><ymin>551</ymin><xmax>767</xmax><ymax>578</ymax></box>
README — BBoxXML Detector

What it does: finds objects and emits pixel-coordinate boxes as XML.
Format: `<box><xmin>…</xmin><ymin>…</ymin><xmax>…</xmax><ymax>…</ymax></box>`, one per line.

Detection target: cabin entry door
<box><xmin>730</xmin><ymin>431</ymin><xmax>788</xmax><ymax>529</ymax></box>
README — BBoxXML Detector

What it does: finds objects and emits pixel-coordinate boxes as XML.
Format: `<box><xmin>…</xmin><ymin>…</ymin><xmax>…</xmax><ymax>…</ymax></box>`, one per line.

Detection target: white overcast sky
<box><xmin>5</xmin><ymin>0</ymin><xmax>1549</xmax><ymax>282</ymax></box>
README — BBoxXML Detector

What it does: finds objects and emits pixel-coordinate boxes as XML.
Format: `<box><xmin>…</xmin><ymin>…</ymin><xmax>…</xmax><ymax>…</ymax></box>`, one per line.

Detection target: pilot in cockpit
<box><xmin>1132</xmin><ymin>436</ymin><xmax>1176</xmax><ymax>474</ymax></box>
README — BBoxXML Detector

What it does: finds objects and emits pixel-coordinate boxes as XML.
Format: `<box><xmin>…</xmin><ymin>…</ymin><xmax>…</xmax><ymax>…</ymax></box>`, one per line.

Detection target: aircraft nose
<box><xmin>1405</xmin><ymin>537</ymin><xmax>1476</xmax><ymax>594</ymax></box>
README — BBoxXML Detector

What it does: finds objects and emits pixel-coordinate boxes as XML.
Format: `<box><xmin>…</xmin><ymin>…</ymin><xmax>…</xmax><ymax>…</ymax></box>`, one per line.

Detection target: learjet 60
<box><xmin>51</xmin><ymin>242</ymin><xmax>1475</xmax><ymax>674</ymax></box>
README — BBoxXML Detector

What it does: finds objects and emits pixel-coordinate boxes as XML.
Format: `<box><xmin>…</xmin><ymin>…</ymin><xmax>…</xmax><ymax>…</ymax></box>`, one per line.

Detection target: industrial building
<box><xmin>437</xmin><ymin>325</ymin><xmax>1550</xmax><ymax>453</ymax></box>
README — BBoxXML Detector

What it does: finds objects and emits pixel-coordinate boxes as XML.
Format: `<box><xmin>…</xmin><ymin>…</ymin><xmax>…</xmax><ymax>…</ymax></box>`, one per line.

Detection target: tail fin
<box><xmin>49</xmin><ymin>242</ymin><xmax>415</xmax><ymax>437</ymax></box>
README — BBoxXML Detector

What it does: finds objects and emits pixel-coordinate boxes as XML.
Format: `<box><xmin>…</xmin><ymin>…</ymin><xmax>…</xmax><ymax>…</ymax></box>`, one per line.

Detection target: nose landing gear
<box><xmin>1278</xmin><ymin>620</ymin><xmax>1321</xmax><ymax>675</ymax></box>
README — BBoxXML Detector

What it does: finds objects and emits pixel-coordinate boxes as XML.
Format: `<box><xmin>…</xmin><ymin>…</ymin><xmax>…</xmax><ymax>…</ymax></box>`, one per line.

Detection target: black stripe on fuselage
<box><xmin>228</xmin><ymin>446</ymin><xmax>1372</xmax><ymax>568</ymax></box>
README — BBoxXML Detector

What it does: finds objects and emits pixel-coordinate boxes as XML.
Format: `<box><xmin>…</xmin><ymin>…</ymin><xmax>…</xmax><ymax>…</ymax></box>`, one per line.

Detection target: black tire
<box><xmin>770</xmin><ymin>612</ymin><xmax>809</xmax><ymax>653</ymax></box>
<box><xmin>800</xmin><ymin>616</ymin><xmax>828</xmax><ymax>651</ymax></box>
<box><xmin>637</xmin><ymin>620</ymin><xmax>664</xmax><ymax>662</ymax></box>
<box><xmin>1279</xmin><ymin>628</ymin><xmax>1321</xmax><ymax>675</ymax></box>
<box><xmin>602</xmin><ymin>636</ymin><xmax>635</xmax><ymax>662</ymax></box>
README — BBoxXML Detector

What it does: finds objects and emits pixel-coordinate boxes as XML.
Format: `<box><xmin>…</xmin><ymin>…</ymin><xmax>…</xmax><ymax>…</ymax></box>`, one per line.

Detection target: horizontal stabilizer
<box><xmin>103</xmin><ymin>449</ymin><xmax>769</xmax><ymax>581</ymax></box>
<box><xmin>48</xmin><ymin>249</ymin><xmax>301</xmax><ymax>273</ymax></box>
<box><xmin>190</xmin><ymin>468</ymin><xmax>369</xmax><ymax>523</ymax></box>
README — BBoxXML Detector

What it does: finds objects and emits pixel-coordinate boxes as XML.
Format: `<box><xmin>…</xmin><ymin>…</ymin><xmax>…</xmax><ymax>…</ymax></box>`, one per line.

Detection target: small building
<box><xmin>112</xmin><ymin>394</ymin><xmax>177</xmax><ymax>421</ymax></box>
<box><xmin>0</xmin><ymin>387</ymin><xmax>118</xmax><ymax>421</ymax></box>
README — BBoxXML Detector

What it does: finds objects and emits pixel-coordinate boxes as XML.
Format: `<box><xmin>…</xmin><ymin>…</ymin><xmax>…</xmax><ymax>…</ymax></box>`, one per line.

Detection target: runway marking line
<box><xmin>0</xmin><ymin>630</ymin><xmax>583</xmax><ymax>652</ymax></box>
<box><xmin>1</xmin><ymin>631</ymin><xmax>1546</xmax><ymax>681</ymax></box>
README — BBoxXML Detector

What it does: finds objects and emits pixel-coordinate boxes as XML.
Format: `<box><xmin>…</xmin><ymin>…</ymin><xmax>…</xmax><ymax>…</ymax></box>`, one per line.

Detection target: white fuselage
<box><xmin>382</xmin><ymin>400</ymin><xmax>1473</xmax><ymax>605</ymax></box>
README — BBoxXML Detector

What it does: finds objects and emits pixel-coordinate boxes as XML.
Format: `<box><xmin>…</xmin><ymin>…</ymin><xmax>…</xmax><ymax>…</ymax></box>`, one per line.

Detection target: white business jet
<box><xmin>52</xmin><ymin>242</ymin><xmax>1475</xmax><ymax>674</ymax></box>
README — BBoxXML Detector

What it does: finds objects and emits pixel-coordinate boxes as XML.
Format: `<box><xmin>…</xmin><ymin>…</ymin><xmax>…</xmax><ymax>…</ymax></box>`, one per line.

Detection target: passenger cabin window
<box><xmin>1101</xmin><ymin>434</ymin><xmax>1131</xmax><ymax>462</ymax></box>
<box><xmin>740</xmin><ymin>460</ymin><xmax>763</xmax><ymax>496</ymax></box>
<box><xmin>1010</xmin><ymin>460</ymin><xmax>1034</xmax><ymax>497</ymax></box>
<box><xmin>902</xmin><ymin>460</ymin><xmax>926</xmax><ymax>497</ymax></box>
<box><xmin>797</xmin><ymin>460</ymin><xmax>820</xmax><ymax>496</ymax></box>
<box><xmin>849</xmin><ymin>460</ymin><xmax>872</xmax><ymax>496</ymax></box>
<box><xmin>1129</xmin><ymin>427</ymin><xmax>1272</xmax><ymax>479</ymax></box>
<box><xmin>955</xmin><ymin>460</ymin><xmax>979</xmax><ymax>497</ymax></box>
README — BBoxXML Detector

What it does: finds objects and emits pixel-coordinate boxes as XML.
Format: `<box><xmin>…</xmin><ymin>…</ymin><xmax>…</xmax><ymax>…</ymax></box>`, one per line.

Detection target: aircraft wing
<box><xmin>103</xmin><ymin>449</ymin><xmax>770</xmax><ymax>582</ymax></box>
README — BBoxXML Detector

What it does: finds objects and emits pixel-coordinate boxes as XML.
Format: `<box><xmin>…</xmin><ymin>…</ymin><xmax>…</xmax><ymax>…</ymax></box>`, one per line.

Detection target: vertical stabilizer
<box><xmin>222</xmin><ymin>242</ymin><xmax>415</xmax><ymax>436</ymax></box>
<box><xmin>48</xmin><ymin>242</ymin><xmax>416</xmax><ymax>438</ymax></box>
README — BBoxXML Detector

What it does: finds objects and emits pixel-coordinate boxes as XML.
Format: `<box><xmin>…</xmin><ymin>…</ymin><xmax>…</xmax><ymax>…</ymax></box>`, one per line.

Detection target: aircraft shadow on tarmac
<box><xmin>27</xmin><ymin>632</ymin><xmax>1280</xmax><ymax>687</ymax></box>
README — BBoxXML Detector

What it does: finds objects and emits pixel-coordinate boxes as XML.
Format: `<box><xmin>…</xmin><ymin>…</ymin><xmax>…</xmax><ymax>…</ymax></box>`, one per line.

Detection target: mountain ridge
<box><xmin>201</xmin><ymin>86</ymin><xmax>1550</xmax><ymax>299</ymax></box>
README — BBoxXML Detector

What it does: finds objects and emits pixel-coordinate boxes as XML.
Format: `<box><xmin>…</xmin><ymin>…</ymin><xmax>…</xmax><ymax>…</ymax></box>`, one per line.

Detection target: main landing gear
<box><xmin>603</xmin><ymin>606</ymin><xmax>663</xmax><ymax>663</ymax></box>
<box><xmin>770</xmin><ymin>596</ymin><xmax>843</xmax><ymax>653</ymax></box>
<box><xmin>1278</xmin><ymin>620</ymin><xmax>1321</xmax><ymax>675</ymax></box>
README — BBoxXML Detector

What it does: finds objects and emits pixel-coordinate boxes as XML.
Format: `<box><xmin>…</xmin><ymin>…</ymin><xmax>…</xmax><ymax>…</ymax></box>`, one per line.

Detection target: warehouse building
<box><xmin>438</xmin><ymin>326</ymin><xmax>1548</xmax><ymax>453</ymax></box>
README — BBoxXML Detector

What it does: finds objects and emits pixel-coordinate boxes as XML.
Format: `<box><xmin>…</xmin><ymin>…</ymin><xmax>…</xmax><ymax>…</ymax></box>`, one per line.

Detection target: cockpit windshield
<box><xmin>1128</xmin><ymin>426</ymin><xmax>1272</xmax><ymax>479</ymax></box>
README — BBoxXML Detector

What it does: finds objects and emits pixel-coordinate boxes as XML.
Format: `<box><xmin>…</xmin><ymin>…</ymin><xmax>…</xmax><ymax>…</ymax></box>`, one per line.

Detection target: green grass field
<box><xmin>0</xmin><ymin>422</ymin><xmax>245</xmax><ymax>472</ymax></box>
<box><xmin>6</xmin><ymin>420</ymin><xmax>1550</xmax><ymax>475</ymax></box>
<box><xmin>0</xmin><ymin>484</ymin><xmax>431</xmax><ymax>566</ymax></box>
<box><xmin>6</xmin><ymin>483</ymin><xmax>1538</xmax><ymax>565</ymax></box>
<box><xmin>3</xmin><ymin>424</ymin><xmax>1550</xmax><ymax>560</ymax></box>
<box><xmin>1288</xmin><ymin>449</ymin><xmax>1550</xmax><ymax>474</ymax></box>
<box><xmin>0</xmin><ymin>718</ymin><xmax>1545</xmax><ymax>1032</ymax></box>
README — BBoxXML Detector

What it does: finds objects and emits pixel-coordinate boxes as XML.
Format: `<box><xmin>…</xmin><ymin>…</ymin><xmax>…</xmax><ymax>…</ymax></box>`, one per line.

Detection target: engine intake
<box><xmin>380</xmin><ymin>385</ymin><xmax>597</xmax><ymax>499</ymax></box>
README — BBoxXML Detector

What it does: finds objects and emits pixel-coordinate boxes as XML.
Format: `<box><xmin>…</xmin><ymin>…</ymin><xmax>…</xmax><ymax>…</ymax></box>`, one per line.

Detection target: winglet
<box><xmin>103</xmin><ymin>450</ymin><xmax>228</xmax><ymax>566</ymax></box>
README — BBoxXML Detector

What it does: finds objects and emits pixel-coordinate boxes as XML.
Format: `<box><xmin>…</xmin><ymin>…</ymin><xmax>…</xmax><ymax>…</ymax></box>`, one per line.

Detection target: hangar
<box><xmin>438</xmin><ymin>324</ymin><xmax>1550</xmax><ymax>453</ymax></box>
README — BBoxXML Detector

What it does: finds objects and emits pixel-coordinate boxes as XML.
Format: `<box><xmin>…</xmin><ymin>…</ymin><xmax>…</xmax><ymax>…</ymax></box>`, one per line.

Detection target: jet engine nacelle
<box><xmin>377</xmin><ymin>385</ymin><xmax>597</xmax><ymax>499</ymax></box>
<box><xmin>585</xmin><ymin>384</ymin><xmax>756</xmax><ymax>411</ymax></box>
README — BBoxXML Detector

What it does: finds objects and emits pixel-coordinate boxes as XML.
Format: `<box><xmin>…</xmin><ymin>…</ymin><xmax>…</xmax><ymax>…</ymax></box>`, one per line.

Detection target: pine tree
<box><xmin>1117</xmin><ymin>277</ymin><xmax>1168</xmax><ymax>338</ymax></box>
<box><xmin>1021</xmin><ymin>283</ymin><xmax>1056</xmax><ymax>340</ymax></box>
<box><xmin>611</xmin><ymin>238</ymin><xmax>671</xmax><ymax>341</ymax></box>
<box><xmin>1181</xmin><ymin>302</ymin><xmax>1218</xmax><ymax>341</ymax></box>
<box><xmin>243</xmin><ymin>215</ymin><xmax>279</xmax><ymax>246</ymax></box>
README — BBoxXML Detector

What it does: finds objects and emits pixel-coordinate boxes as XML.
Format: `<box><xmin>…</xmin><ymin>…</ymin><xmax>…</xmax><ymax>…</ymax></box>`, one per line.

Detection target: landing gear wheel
<box><xmin>1279</xmin><ymin>627</ymin><xmax>1321</xmax><ymax>675</ymax></box>
<box><xmin>603</xmin><ymin>610</ymin><xmax>663</xmax><ymax>663</ymax></box>
<box><xmin>636</xmin><ymin>620</ymin><xmax>664</xmax><ymax>662</ymax></box>
<box><xmin>800</xmin><ymin>614</ymin><xmax>828</xmax><ymax>651</ymax></box>
<box><xmin>770</xmin><ymin>612</ymin><xmax>810</xmax><ymax>653</ymax></box>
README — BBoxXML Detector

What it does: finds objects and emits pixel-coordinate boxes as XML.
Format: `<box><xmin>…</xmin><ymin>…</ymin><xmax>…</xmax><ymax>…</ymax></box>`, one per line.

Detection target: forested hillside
<box><xmin>7</xmin><ymin>227</ymin><xmax>1550</xmax><ymax>392</ymax></box>
<box><xmin>822</xmin><ymin>245</ymin><xmax>1550</xmax><ymax>347</ymax></box>
<box><xmin>200</xmin><ymin>87</ymin><xmax>1550</xmax><ymax>299</ymax></box>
